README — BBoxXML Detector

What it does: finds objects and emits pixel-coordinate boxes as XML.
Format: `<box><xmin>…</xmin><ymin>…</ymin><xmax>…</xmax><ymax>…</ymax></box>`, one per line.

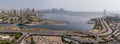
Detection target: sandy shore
<box><xmin>25</xmin><ymin>23</ymin><xmax>42</xmax><ymax>25</ymax></box>
<box><xmin>42</xmin><ymin>19</ymin><xmax>68</xmax><ymax>25</ymax></box>
<box><xmin>26</xmin><ymin>19</ymin><xmax>68</xmax><ymax>26</ymax></box>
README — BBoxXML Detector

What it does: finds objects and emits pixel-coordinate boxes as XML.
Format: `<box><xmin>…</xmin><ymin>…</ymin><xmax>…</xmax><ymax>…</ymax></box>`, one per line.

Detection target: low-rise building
<box><xmin>0</xmin><ymin>35</ymin><xmax>14</xmax><ymax>40</ymax></box>
<box><xmin>0</xmin><ymin>19</ymin><xmax>3</xmax><ymax>22</ymax></box>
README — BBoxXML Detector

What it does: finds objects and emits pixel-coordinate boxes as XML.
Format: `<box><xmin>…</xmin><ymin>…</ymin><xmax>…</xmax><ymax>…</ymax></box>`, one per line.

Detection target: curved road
<box><xmin>97</xmin><ymin>18</ymin><xmax>113</xmax><ymax>36</ymax></box>
<box><xmin>97</xmin><ymin>18</ymin><xmax>107</xmax><ymax>34</ymax></box>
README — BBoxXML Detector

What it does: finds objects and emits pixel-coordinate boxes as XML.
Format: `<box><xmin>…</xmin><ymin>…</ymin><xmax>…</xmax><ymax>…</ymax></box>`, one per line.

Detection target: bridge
<box><xmin>0</xmin><ymin>30</ymin><xmax>90</xmax><ymax>44</ymax></box>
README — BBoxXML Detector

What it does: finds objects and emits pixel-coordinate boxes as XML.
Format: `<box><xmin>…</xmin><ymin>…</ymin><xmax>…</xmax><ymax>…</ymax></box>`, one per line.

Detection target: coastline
<box><xmin>25</xmin><ymin>19</ymin><xmax>68</xmax><ymax>26</ymax></box>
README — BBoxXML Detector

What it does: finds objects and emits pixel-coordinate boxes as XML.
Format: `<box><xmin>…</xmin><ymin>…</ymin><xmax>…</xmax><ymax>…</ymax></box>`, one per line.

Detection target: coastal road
<box><xmin>97</xmin><ymin>18</ymin><xmax>107</xmax><ymax>34</ymax></box>
<box><xmin>97</xmin><ymin>18</ymin><xmax>113</xmax><ymax>36</ymax></box>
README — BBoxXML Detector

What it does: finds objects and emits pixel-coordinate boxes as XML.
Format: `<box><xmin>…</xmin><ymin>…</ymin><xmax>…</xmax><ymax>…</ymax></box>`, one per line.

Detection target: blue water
<box><xmin>24</xmin><ymin>12</ymin><xmax>103</xmax><ymax>30</ymax></box>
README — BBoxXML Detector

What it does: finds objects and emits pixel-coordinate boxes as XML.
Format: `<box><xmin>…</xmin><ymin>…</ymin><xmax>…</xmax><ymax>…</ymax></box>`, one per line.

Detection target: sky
<box><xmin>0</xmin><ymin>0</ymin><xmax>120</xmax><ymax>11</ymax></box>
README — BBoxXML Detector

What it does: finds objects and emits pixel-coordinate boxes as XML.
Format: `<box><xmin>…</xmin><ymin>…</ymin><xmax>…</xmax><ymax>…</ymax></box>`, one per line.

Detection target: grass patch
<box><xmin>0</xmin><ymin>26</ymin><xmax>6</xmax><ymax>30</ymax></box>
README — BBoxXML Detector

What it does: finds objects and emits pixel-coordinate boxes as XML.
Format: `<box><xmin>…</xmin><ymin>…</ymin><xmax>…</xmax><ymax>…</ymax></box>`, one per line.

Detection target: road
<box><xmin>0</xmin><ymin>30</ymin><xmax>89</xmax><ymax>44</ymax></box>
<box><xmin>14</xmin><ymin>33</ymin><xmax>28</xmax><ymax>44</ymax></box>
<box><xmin>112</xmin><ymin>24</ymin><xmax>120</xmax><ymax>37</ymax></box>
<box><xmin>97</xmin><ymin>18</ymin><xmax>107</xmax><ymax>34</ymax></box>
<box><xmin>97</xmin><ymin>18</ymin><xmax>113</xmax><ymax>36</ymax></box>
<box><xmin>68</xmin><ymin>36</ymin><xmax>95</xmax><ymax>43</ymax></box>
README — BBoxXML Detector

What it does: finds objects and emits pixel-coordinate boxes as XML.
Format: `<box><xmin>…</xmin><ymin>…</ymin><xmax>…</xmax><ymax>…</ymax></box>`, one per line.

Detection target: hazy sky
<box><xmin>0</xmin><ymin>0</ymin><xmax>120</xmax><ymax>11</ymax></box>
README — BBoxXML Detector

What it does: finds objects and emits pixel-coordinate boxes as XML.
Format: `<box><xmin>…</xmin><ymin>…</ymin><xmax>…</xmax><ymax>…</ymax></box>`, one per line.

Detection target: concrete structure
<box><xmin>0</xmin><ymin>19</ymin><xmax>3</xmax><ymax>22</ymax></box>
<box><xmin>0</xmin><ymin>35</ymin><xmax>14</xmax><ymax>40</ymax></box>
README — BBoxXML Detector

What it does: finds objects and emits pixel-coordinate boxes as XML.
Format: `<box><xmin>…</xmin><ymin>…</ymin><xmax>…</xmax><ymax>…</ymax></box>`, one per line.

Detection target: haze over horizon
<box><xmin>0</xmin><ymin>0</ymin><xmax>120</xmax><ymax>12</ymax></box>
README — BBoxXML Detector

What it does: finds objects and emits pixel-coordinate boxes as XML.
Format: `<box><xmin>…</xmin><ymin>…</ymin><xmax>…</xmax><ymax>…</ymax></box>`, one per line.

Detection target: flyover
<box><xmin>0</xmin><ymin>30</ymin><xmax>89</xmax><ymax>44</ymax></box>
<box><xmin>96</xmin><ymin>18</ymin><xmax>107</xmax><ymax>34</ymax></box>
<box><xmin>97</xmin><ymin>18</ymin><xmax>113</xmax><ymax>36</ymax></box>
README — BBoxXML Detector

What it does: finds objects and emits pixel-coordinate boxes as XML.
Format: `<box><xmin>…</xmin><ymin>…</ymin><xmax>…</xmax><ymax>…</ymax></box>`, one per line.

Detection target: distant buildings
<box><xmin>40</xmin><ymin>8</ymin><xmax>71</xmax><ymax>13</ymax></box>
<box><xmin>0</xmin><ymin>8</ymin><xmax>41</xmax><ymax>24</ymax></box>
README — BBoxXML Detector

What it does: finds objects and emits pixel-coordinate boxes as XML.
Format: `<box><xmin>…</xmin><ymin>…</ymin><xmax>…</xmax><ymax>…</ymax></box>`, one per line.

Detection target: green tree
<box><xmin>15</xmin><ymin>33</ymin><xmax>21</xmax><ymax>39</ymax></box>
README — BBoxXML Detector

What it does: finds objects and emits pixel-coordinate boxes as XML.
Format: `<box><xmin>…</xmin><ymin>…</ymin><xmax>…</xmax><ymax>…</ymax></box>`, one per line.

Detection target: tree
<box><xmin>15</xmin><ymin>33</ymin><xmax>21</xmax><ymax>39</ymax></box>
<box><xmin>11</xmin><ymin>39</ymin><xmax>17</xmax><ymax>43</ymax></box>
<box><xmin>31</xmin><ymin>40</ymin><xmax>36</xmax><ymax>44</ymax></box>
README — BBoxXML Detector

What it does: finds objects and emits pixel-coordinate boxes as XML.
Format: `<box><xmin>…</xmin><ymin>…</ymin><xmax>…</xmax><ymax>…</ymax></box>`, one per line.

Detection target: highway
<box><xmin>97</xmin><ymin>18</ymin><xmax>113</xmax><ymax>36</ymax></box>
<box><xmin>14</xmin><ymin>33</ymin><xmax>28</xmax><ymax>44</ymax></box>
<box><xmin>97</xmin><ymin>18</ymin><xmax>107</xmax><ymax>34</ymax></box>
<box><xmin>112</xmin><ymin>24</ymin><xmax>120</xmax><ymax>37</ymax></box>
<box><xmin>0</xmin><ymin>30</ymin><xmax>89</xmax><ymax>44</ymax></box>
<box><xmin>68</xmin><ymin>36</ymin><xmax>95</xmax><ymax>43</ymax></box>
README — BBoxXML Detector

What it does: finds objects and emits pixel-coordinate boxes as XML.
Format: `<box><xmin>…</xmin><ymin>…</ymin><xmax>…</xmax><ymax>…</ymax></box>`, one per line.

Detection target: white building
<box><xmin>2</xmin><ymin>35</ymin><xmax>10</xmax><ymax>39</ymax></box>
<box><xmin>0</xmin><ymin>19</ymin><xmax>3</xmax><ymax>22</ymax></box>
<box><xmin>0</xmin><ymin>35</ymin><xmax>14</xmax><ymax>40</ymax></box>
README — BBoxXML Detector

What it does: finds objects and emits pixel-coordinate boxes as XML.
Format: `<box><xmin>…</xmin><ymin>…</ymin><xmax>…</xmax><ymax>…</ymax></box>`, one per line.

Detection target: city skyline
<box><xmin>0</xmin><ymin>0</ymin><xmax>120</xmax><ymax>11</ymax></box>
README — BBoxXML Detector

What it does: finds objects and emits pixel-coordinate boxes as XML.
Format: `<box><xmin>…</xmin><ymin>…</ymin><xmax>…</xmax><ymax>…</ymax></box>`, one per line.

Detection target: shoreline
<box><xmin>25</xmin><ymin>19</ymin><xmax>69</xmax><ymax>26</ymax></box>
